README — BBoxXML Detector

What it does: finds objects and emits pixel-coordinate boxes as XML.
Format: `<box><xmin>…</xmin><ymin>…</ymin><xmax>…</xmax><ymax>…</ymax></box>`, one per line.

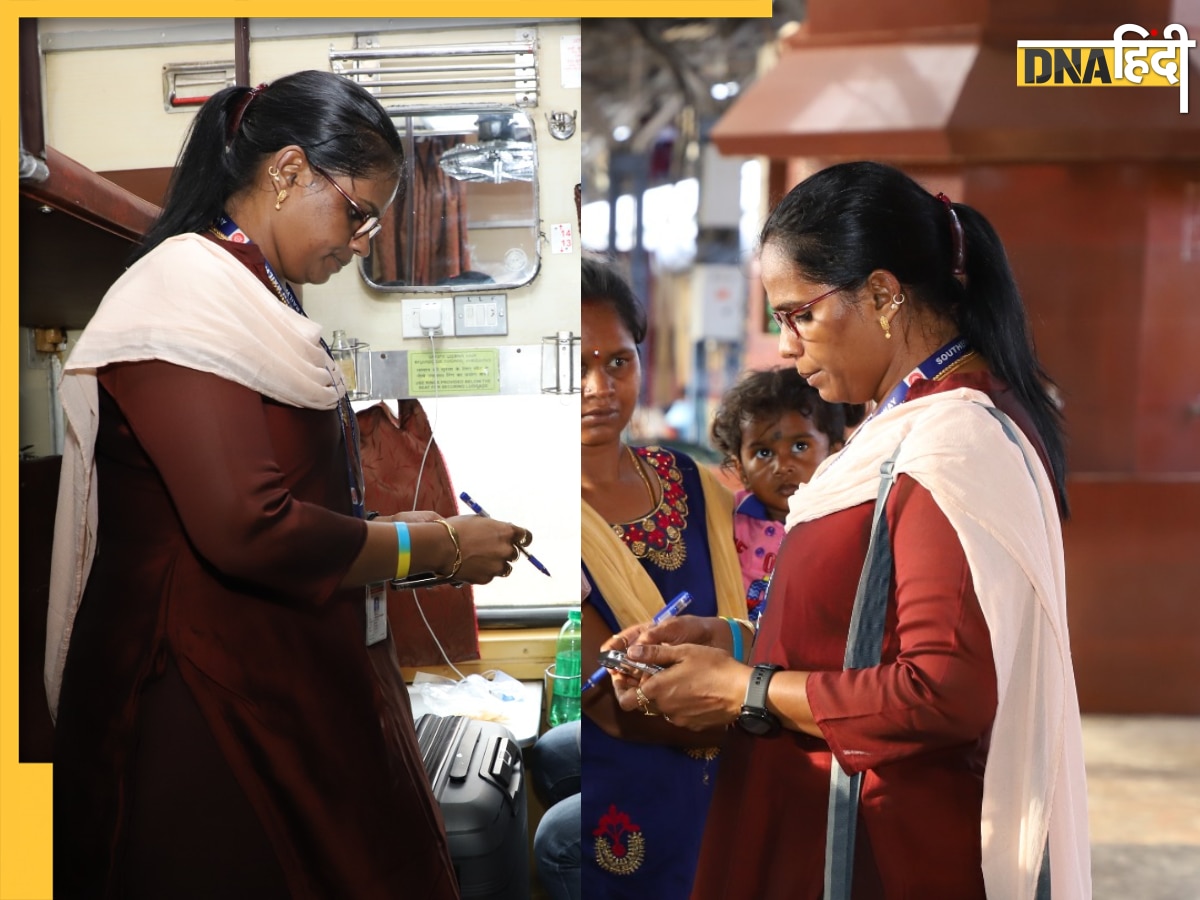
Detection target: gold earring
<box><xmin>880</xmin><ymin>315</ymin><xmax>892</xmax><ymax>339</ymax></box>
<box><xmin>268</xmin><ymin>165</ymin><xmax>287</xmax><ymax>209</ymax></box>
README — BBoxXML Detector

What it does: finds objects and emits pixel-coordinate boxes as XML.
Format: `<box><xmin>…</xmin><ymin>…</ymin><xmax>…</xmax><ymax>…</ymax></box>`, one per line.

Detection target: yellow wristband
<box><xmin>393</xmin><ymin>522</ymin><xmax>411</xmax><ymax>581</ymax></box>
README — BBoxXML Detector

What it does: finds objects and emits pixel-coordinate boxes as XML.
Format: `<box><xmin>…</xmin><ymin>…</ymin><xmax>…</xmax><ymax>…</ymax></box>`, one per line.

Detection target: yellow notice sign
<box><xmin>408</xmin><ymin>349</ymin><xmax>501</xmax><ymax>396</ymax></box>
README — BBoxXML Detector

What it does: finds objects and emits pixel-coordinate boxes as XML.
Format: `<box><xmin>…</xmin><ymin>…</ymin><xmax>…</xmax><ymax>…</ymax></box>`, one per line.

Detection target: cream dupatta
<box><xmin>786</xmin><ymin>386</ymin><xmax>1091</xmax><ymax>900</ymax></box>
<box><xmin>46</xmin><ymin>233</ymin><xmax>343</xmax><ymax>717</ymax></box>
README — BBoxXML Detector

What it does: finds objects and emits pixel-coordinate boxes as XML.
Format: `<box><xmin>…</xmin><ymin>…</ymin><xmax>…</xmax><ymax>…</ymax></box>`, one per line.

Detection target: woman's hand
<box><xmin>600</xmin><ymin>621</ymin><xmax>652</xmax><ymax>655</ymax></box>
<box><xmin>386</xmin><ymin>512</ymin><xmax>533</xmax><ymax>582</ymax></box>
<box><xmin>620</xmin><ymin>642</ymin><xmax>751</xmax><ymax>731</ymax></box>
<box><xmin>604</xmin><ymin>614</ymin><xmax>739</xmax><ymax>721</ymax></box>
<box><xmin>601</xmin><ymin>613</ymin><xmax>724</xmax><ymax>658</ymax></box>
<box><xmin>441</xmin><ymin>514</ymin><xmax>527</xmax><ymax>584</ymax></box>
<box><xmin>636</xmin><ymin>614</ymin><xmax>728</xmax><ymax>650</ymax></box>
<box><xmin>345</xmin><ymin>513</ymin><xmax>530</xmax><ymax>588</ymax></box>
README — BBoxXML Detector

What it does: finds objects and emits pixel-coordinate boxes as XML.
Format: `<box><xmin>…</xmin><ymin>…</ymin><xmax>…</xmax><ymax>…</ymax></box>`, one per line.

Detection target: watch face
<box><xmin>737</xmin><ymin>709</ymin><xmax>777</xmax><ymax>736</ymax></box>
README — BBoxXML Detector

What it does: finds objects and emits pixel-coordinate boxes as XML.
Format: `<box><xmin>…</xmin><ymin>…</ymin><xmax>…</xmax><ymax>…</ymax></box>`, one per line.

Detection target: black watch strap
<box><xmin>737</xmin><ymin>664</ymin><xmax>782</xmax><ymax>736</ymax></box>
<box><xmin>743</xmin><ymin>663</ymin><xmax>781</xmax><ymax>712</ymax></box>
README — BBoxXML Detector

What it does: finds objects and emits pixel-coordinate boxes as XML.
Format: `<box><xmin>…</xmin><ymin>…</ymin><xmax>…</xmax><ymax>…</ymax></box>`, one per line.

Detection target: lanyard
<box><xmin>810</xmin><ymin>336</ymin><xmax>974</xmax><ymax>480</ymax></box>
<box><xmin>210</xmin><ymin>214</ymin><xmax>367</xmax><ymax>518</ymax></box>
<box><xmin>863</xmin><ymin>336</ymin><xmax>971</xmax><ymax>426</ymax></box>
<box><xmin>760</xmin><ymin>337</ymin><xmax>974</xmax><ymax>626</ymax></box>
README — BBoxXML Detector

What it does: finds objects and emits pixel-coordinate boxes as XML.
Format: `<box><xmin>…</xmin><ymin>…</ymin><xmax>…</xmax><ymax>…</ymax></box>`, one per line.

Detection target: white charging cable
<box><xmin>407</xmin><ymin>311</ymin><xmax>465</xmax><ymax>680</ymax></box>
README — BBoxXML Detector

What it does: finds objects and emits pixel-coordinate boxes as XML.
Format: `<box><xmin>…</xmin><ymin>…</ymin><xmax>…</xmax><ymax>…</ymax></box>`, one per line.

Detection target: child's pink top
<box><xmin>733</xmin><ymin>489</ymin><xmax>785</xmax><ymax>622</ymax></box>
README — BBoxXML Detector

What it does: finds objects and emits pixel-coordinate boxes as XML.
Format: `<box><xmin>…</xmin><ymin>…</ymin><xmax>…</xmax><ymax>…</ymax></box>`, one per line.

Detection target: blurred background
<box><xmin>582</xmin><ymin>3</ymin><xmax>1200</xmax><ymax>896</ymax></box>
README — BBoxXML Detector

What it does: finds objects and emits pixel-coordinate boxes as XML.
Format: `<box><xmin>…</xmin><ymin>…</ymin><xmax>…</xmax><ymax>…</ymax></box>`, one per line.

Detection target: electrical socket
<box><xmin>401</xmin><ymin>297</ymin><xmax>455</xmax><ymax>338</ymax></box>
<box><xmin>418</xmin><ymin>301</ymin><xmax>443</xmax><ymax>330</ymax></box>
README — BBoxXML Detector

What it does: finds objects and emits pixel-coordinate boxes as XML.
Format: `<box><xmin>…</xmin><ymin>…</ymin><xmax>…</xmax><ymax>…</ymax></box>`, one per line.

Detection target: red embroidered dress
<box><xmin>611</xmin><ymin>446</ymin><xmax>689</xmax><ymax>570</ymax></box>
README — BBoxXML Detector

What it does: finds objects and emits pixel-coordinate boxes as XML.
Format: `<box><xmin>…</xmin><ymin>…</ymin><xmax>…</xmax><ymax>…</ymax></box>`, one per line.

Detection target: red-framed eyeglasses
<box><xmin>310</xmin><ymin>162</ymin><xmax>381</xmax><ymax>242</ymax></box>
<box><xmin>770</xmin><ymin>284</ymin><xmax>843</xmax><ymax>337</ymax></box>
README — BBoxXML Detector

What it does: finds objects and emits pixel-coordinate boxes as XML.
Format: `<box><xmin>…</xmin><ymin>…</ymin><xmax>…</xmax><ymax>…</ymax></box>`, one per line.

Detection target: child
<box><xmin>710</xmin><ymin>367</ymin><xmax>848</xmax><ymax>621</ymax></box>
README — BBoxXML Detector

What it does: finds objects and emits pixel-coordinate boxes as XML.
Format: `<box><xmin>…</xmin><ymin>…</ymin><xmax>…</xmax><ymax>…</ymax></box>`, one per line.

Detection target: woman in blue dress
<box><xmin>580</xmin><ymin>257</ymin><xmax>746</xmax><ymax>898</ymax></box>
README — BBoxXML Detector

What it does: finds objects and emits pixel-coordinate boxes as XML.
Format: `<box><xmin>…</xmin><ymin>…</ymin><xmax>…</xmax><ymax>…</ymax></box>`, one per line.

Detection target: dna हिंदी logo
<box><xmin>1016</xmin><ymin>24</ymin><xmax>1195</xmax><ymax>113</ymax></box>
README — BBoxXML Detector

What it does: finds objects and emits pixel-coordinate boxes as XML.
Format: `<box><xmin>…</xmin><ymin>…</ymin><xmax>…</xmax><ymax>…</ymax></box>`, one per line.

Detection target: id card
<box><xmin>365</xmin><ymin>582</ymin><xmax>389</xmax><ymax>646</ymax></box>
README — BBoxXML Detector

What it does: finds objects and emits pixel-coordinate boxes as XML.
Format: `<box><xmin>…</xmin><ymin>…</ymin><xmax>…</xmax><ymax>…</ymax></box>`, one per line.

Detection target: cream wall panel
<box><xmin>45</xmin><ymin>22</ymin><xmax>579</xmax><ymax>351</ymax></box>
<box><xmin>34</xmin><ymin>20</ymin><xmax>580</xmax><ymax>607</ymax></box>
<box><xmin>45</xmin><ymin>42</ymin><xmax>229</xmax><ymax>171</ymax></box>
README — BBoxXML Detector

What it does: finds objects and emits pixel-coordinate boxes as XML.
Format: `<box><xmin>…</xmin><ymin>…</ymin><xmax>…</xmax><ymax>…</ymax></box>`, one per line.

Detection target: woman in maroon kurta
<box><xmin>606</xmin><ymin>162</ymin><xmax>1090</xmax><ymax>898</ymax></box>
<box><xmin>49</xmin><ymin>71</ymin><xmax>527</xmax><ymax>899</ymax></box>
<box><xmin>685</xmin><ymin>372</ymin><xmax>1038</xmax><ymax>899</ymax></box>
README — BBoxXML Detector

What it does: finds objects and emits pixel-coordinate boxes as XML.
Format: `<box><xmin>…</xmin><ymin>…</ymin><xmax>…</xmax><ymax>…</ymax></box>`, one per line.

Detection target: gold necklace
<box><xmin>208</xmin><ymin>223</ymin><xmax>295</xmax><ymax>311</ymax></box>
<box><xmin>933</xmin><ymin>349</ymin><xmax>978</xmax><ymax>381</ymax></box>
<box><xmin>626</xmin><ymin>445</ymin><xmax>658</xmax><ymax>511</ymax></box>
<box><xmin>614</xmin><ymin>446</ymin><xmax>688</xmax><ymax>571</ymax></box>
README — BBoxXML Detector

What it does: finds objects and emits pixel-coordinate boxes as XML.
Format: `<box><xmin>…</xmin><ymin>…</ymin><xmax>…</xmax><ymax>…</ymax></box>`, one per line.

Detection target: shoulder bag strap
<box><xmin>823</xmin><ymin>439</ymin><xmax>904</xmax><ymax>900</ymax></box>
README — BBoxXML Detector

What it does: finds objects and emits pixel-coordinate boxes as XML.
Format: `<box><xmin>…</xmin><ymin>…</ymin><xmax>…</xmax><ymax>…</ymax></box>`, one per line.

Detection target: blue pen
<box><xmin>459</xmin><ymin>491</ymin><xmax>552</xmax><ymax>577</ymax></box>
<box><xmin>582</xmin><ymin>590</ymin><xmax>693</xmax><ymax>692</ymax></box>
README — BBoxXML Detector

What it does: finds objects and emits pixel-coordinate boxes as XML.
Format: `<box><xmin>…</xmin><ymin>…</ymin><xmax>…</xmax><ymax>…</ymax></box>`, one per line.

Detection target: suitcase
<box><xmin>415</xmin><ymin>714</ymin><xmax>530</xmax><ymax>900</ymax></box>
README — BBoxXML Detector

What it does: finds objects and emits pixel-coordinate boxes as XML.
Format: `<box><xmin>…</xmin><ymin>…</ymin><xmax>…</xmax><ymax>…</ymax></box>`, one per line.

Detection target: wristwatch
<box><xmin>737</xmin><ymin>663</ymin><xmax>782</xmax><ymax>736</ymax></box>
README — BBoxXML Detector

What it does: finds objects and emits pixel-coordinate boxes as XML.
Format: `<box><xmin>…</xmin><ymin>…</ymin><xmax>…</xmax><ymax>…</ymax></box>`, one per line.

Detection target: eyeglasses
<box><xmin>310</xmin><ymin>162</ymin><xmax>381</xmax><ymax>242</ymax></box>
<box><xmin>770</xmin><ymin>284</ymin><xmax>843</xmax><ymax>337</ymax></box>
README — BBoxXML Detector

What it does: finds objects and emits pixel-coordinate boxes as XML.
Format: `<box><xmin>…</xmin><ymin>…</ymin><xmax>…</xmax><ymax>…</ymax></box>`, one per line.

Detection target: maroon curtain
<box><xmin>371</xmin><ymin>136</ymin><xmax>471</xmax><ymax>286</ymax></box>
<box><xmin>357</xmin><ymin>402</ymin><xmax>480</xmax><ymax>665</ymax></box>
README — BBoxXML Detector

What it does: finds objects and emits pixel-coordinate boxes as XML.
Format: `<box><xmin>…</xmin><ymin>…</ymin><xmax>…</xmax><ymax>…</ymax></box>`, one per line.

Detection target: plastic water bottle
<box><xmin>329</xmin><ymin>329</ymin><xmax>357</xmax><ymax>393</ymax></box>
<box><xmin>548</xmin><ymin>609</ymin><xmax>582</xmax><ymax>726</ymax></box>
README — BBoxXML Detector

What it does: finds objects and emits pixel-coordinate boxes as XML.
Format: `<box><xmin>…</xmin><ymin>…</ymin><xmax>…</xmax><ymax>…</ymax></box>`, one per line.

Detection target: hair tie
<box><xmin>225</xmin><ymin>82</ymin><xmax>268</xmax><ymax>147</ymax></box>
<box><xmin>936</xmin><ymin>192</ymin><xmax>967</xmax><ymax>281</ymax></box>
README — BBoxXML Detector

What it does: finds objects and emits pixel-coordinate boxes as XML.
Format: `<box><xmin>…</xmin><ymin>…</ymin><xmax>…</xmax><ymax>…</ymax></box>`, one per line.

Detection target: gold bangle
<box><xmin>434</xmin><ymin>518</ymin><xmax>463</xmax><ymax>580</ymax></box>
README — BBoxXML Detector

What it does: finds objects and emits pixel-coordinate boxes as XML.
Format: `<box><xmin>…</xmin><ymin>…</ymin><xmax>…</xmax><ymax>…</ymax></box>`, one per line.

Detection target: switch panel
<box><xmin>454</xmin><ymin>294</ymin><xmax>508</xmax><ymax>336</ymax></box>
<box><xmin>401</xmin><ymin>297</ymin><xmax>455</xmax><ymax>338</ymax></box>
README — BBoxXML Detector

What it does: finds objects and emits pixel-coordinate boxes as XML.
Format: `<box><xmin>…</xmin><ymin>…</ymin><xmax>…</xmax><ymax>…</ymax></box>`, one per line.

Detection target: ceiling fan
<box><xmin>438</xmin><ymin>113</ymin><xmax>535</xmax><ymax>184</ymax></box>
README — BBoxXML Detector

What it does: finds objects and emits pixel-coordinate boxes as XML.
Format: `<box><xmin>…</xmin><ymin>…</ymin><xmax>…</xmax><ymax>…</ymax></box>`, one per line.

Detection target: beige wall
<box><xmin>43</xmin><ymin>20</ymin><xmax>581</xmax><ymax>350</ymax></box>
<box><xmin>31</xmin><ymin>19</ymin><xmax>582</xmax><ymax>606</ymax></box>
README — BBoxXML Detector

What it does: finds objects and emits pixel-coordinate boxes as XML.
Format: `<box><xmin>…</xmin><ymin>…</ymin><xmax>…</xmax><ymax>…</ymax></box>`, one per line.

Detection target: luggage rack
<box><xmin>330</xmin><ymin>36</ymin><xmax>539</xmax><ymax>108</ymax></box>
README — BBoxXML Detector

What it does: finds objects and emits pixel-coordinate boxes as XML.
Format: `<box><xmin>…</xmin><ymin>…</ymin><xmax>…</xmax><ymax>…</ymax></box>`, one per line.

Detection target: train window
<box><xmin>431</xmin><ymin>394</ymin><xmax>577</xmax><ymax>610</ymax></box>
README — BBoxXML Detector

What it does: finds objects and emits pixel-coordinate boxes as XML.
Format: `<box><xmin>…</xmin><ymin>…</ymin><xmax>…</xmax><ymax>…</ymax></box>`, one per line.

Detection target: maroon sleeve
<box><xmin>99</xmin><ymin>360</ymin><xmax>366</xmax><ymax>604</ymax></box>
<box><xmin>806</xmin><ymin>475</ymin><xmax>998</xmax><ymax>772</ymax></box>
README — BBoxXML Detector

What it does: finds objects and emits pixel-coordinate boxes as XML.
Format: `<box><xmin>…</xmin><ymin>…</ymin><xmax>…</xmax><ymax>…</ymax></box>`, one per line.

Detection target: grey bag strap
<box><xmin>823</xmin><ymin>440</ymin><xmax>904</xmax><ymax>900</ymax></box>
<box><xmin>823</xmin><ymin>405</ymin><xmax>1053</xmax><ymax>900</ymax></box>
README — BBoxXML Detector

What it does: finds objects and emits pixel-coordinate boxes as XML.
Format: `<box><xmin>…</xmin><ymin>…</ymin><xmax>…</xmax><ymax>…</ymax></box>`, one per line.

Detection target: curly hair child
<box><xmin>710</xmin><ymin>367</ymin><xmax>850</xmax><ymax>620</ymax></box>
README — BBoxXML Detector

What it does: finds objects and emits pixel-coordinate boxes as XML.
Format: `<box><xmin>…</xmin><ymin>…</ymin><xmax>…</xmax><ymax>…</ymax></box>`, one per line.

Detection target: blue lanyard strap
<box><xmin>209</xmin><ymin>214</ymin><xmax>366</xmax><ymax>518</ymax></box>
<box><xmin>212</xmin><ymin>214</ymin><xmax>304</xmax><ymax>314</ymax></box>
<box><xmin>866</xmin><ymin>337</ymin><xmax>971</xmax><ymax>425</ymax></box>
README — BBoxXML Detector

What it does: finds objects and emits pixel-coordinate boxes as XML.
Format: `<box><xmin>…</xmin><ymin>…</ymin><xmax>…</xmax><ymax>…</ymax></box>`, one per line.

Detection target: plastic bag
<box><xmin>409</xmin><ymin>670</ymin><xmax>532</xmax><ymax>728</ymax></box>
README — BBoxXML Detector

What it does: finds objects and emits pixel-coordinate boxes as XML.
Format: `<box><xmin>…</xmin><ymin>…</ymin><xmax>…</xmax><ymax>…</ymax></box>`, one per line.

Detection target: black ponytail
<box><xmin>131</xmin><ymin>70</ymin><xmax>403</xmax><ymax>264</ymax></box>
<box><xmin>950</xmin><ymin>203</ymin><xmax>1068</xmax><ymax>512</ymax></box>
<box><xmin>761</xmin><ymin>160</ymin><xmax>1068</xmax><ymax>512</ymax></box>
